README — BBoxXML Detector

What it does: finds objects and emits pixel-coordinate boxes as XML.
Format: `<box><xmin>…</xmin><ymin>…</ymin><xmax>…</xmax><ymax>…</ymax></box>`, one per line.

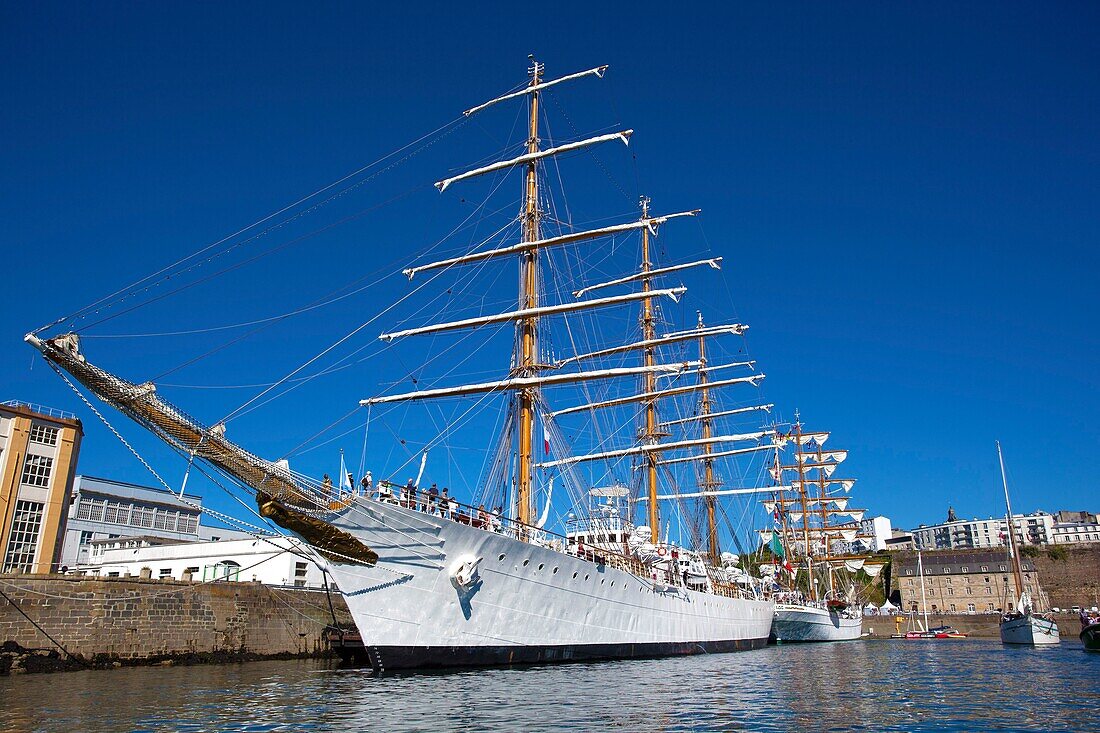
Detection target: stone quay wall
<box><xmin>862</xmin><ymin>612</ymin><xmax>1002</xmax><ymax>638</ymax></box>
<box><xmin>1030</xmin><ymin>544</ymin><xmax>1100</xmax><ymax>610</ymax></box>
<box><xmin>0</xmin><ymin>574</ymin><xmax>353</xmax><ymax>666</ymax></box>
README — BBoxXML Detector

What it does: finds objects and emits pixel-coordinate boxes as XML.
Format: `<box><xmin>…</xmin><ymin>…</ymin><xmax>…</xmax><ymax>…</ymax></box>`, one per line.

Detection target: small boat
<box><xmin>995</xmin><ymin>442</ymin><xmax>1060</xmax><ymax>646</ymax></box>
<box><xmin>1080</xmin><ymin>610</ymin><xmax>1100</xmax><ymax>652</ymax></box>
<box><xmin>895</xmin><ymin>551</ymin><xmax>968</xmax><ymax>640</ymax></box>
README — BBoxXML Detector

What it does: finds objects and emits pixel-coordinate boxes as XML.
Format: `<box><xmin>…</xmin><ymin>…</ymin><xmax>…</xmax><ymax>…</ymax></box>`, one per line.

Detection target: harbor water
<box><xmin>2</xmin><ymin>639</ymin><xmax>1097</xmax><ymax>732</ymax></box>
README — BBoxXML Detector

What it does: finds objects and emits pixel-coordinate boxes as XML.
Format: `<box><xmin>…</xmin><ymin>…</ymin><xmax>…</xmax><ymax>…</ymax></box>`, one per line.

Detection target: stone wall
<box><xmin>1029</xmin><ymin>544</ymin><xmax>1100</xmax><ymax>610</ymax></box>
<box><xmin>0</xmin><ymin>574</ymin><xmax>353</xmax><ymax>664</ymax></box>
<box><xmin>862</xmin><ymin>612</ymin><xmax>1001</xmax><ymax>638</ymax></box>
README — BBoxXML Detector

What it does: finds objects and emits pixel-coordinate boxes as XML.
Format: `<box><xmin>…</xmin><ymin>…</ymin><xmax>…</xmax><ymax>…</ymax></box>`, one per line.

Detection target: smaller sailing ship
<box><xmin>996</xmin><ymin>441</ymin><xmax>1060</xmax><ymax>646</ymax></box>
<box><xmin>759</xmin><ymin>420</ymin><xmax>881</xmax><ymax>643</ymax></box>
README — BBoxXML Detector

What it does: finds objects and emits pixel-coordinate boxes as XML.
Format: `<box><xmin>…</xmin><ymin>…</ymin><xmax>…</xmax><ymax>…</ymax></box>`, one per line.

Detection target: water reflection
<box><xmin>1</xmin><ymin>640</ymin><xmax>1097</xmax><ymax>732</ymax></box>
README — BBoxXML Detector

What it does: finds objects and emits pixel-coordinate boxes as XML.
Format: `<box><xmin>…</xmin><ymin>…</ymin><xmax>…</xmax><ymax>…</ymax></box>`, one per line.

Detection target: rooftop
<box><xmin>1</xmin><ymin>399</ymin><xmax>81</xmax><ymax>426</ymax></box>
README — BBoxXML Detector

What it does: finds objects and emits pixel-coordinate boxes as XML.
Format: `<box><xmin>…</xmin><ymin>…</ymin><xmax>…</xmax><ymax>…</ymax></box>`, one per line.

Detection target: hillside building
<box><xmin>0</xmin><ymin>401</ymin><xmax>83</xmax><ymax>574</ymax></box>
<box><xmin>892</xmin><ymin>549</ymin><xmax>1049</xmax><ymax>614</ymax></box>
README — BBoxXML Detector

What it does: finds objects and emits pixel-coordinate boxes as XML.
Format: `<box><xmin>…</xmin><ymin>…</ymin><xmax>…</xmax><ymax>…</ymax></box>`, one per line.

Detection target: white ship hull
<box><xmin>320</xmin><ymin>498</ymin><xmax>774</xmax><ymax>669</ymax></box>
<box><xmin>1000</xmin><ymin>613</ymin><xmax>1061</xmax><ymax>646</ymax></box>
<box><xmin>771</xmin><ymin>603</ymin><xmax>863</xmax><ymax>643</ymax></box>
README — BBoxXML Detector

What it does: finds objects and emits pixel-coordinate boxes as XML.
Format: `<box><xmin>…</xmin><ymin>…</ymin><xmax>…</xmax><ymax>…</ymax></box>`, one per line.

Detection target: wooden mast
<box><xmin>516</xmin><ymin>56</ymin><xmax>542</xmax><ymax>528</ymax></box>
<box><xmin>816</xmin><ymin>441</ymin><xmax>835</xmax><ymax>597</ymax></box>
<box><xmin>697</xmin><ymin>313</ymin><xmax>720</xmax><ymax>565</ymax></box>
<box><xmin>794</xmin><ymin>417</ymin><xmax>815</xmax><ymax>601</ymax></box>
<box><xmin>640</xmin><ymin>196</ymin><xmax>661</xmax><ymax>543</ymax></box>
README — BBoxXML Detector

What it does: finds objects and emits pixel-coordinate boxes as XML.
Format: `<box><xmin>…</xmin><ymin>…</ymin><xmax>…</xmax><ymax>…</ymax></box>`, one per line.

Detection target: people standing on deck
<box><xmin>476</xmin><ymin>504</ymin><xmax>490</xmax><ymax>529</ymax></box>
<box><xmin>360</xmin><ymin>471</ymin><xmax>373</xmax><ymax>496</ymax></box>
<box><xmin>490</xmin><ymin>506</ymin><xmax>503</xmax><ymax>534</ymax></box>
<box><xmin>428</xmin><ymin>484</ymin><xmax>440</xmax><ymax>515</ymax></box>
<box><xmin>403</xmin><ymin>479</ymin><xmax>416</xmax><ymax>509</ymax></box>
<box><xmin>378</xmin><ymin>480</ymin><xmax>395</xmax><ymax>503</ymax></box>
<box><xmin>321</xmin><ymin>474</ymin><xmax>332</xmax><ymax>502</ymax></box>
<box><xmin>440</xmin><ymin>488</ymin><xmax>453</xmax><ymax>519</ymax></box>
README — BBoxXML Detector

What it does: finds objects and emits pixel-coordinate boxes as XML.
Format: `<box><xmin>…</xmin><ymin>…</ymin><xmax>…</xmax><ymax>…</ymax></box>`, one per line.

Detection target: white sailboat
<box><xmin>996</xmin><ymin>441</ymin><xmax>1060</xmax><ymax>646</ymax></box>
<box><xmin>27</xmin><ymin>60</ymin><xmax>780</xmax><ymax>669</ymax></box>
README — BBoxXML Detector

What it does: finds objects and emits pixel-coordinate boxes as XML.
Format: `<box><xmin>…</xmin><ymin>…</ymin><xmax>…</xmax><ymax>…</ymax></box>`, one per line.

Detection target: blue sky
<box><xmin>2</xmin><ymin>2</ymin><xmax>1097</xmax><ymax>538</ymax></box>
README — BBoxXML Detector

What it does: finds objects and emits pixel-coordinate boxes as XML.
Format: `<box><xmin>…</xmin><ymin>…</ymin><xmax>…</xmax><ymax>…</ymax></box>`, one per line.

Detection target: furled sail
<box><xmin>463</xmin><ymin>65</ymin><xmax>609</xmax><ymax>116</ymax></box>
<box><xmin>403</xmin><ymin>212</ymin><xmax>699</xmax><ymax>280</ymax></box>
<box><xmin>435</xmin><ymin>131</ymin><xmax>633</xmax><ymax>192</ymax></box>
<box><xmin>551</xmin><ymin>373</ymin><xmax>765</xmax><ymax>417</ymax></box>
<box><xmin>555</xmin><ymin>323</ymin><xmax>744</xmax><ymax>368</ymax></box>
<box><xmin>360</xmin><ymin>362</ymin><xmax>696</xmax><ymax>406</ymax></box>
<box><xmin>537</xmin><ymin>430</ymin><xmax>774</xmax><ymax>469</ymax></box>
<box><xmin>572</xmin><ymin>257</ymin><xmax>721</xmax><ymax>298</ymax></box>
<box><xmin>379</xmin><ymin>287</ymin><xmax>685</xmax><ymax>341</ymax></box>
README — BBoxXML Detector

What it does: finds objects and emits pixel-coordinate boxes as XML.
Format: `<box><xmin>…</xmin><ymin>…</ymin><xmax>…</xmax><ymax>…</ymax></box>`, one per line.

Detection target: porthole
<box><xmin>572</xmin><ymin>572</ymin><xmax>578</xmax><ymax>579</ymax></box>
<box><xmin>610</xmin><ymin>581</ymin><xmax>615</xmax><ymax>587</ymax></box>
<box><xmin>585</xmin><ymin>574</ymin><xmax>590</xmax><ymax>581</ymax></box>
<box><xmin>553</xmin><ymin>567</ymin><xmax>559</xmax><ymax>574</ymax></box>
<box><xmin>522</xmin><ymin>559</ymin><xmax>530</xmax><ymax>567</ymax></box>
<box><xmin>538</xmin><ymin>563</ymin><xmax>544</xmax><ymax>571</ymax></box>
<box><xmin>601</xmin><ymin>579</ymin><xmax>605</xmax><ymax>585</ymax></box>
<box><xmin>498</xmin><ymin>553</ymin><xmax>506</xmax><ymax>562</ymax></box>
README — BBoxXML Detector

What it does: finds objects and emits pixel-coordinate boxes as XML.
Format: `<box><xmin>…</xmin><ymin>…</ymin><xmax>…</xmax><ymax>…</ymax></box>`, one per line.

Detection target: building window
<box><xmin>28</xmin><ymin>423</ymin><xmax>59</xmax><ymax>446</ymax></box>
<box><xmin>981</xmin><ymin>565</ymin><xmax>988</xmax><ymax>572</ymax></box>
<box><xmin>79</xmin><ymin>531</ymin><xmax>94</xmax><ymax>546</ymax></box>
<box><xmin>294</xmin><ymin>561</ymin><xmax>308</xmax><ymax>588</ymax></box>
<box><xmin>949</xmin><ymin>604</ymin><xmax>957</xmax><ymax>612</ymax></box>
<box><xmin>961</xmin><ymin>566</ymin><xmax>968</xmax><ymax>573</ymax></box>
<box><xmin>158</xmin><ymin>568</ymin><xmax>173</xmax><ymax>578</ymax></box>
<box><xmin>999</xmin><ymin>565</ymin><xmax>1006</xmax><ymax>571</ymax></box>
<box><xmin>987</xmin><ymin>603</ymin><xmax>995</xmax><ymax>611</ymax></box>
<box><xmin>2</xmin><ymin>500</ymin><xmax>45</xmax><ymax>573</ymax></box>
<box><xmin>205</xmin><ymin>561</ymin><xmax>240</xmax><ymax>582</ymax></box>
<box><xmin>943</xmin><ymin>567</ymin><xmax>950</xmax><ymax>574</ymax></box>
<box><xmin>132</xmin><ymin>506</ymin><xmax>154</xmax><ymax>529</ymax></box>
<box><xmin>968</xmin><ymin>604</ymin><xmax>976</xmax><ymax>613</ymax></box>
<box><xmin>20</xmin><ymin>454</ymin><xmax>54</xmax><ymax>487</ymax></box>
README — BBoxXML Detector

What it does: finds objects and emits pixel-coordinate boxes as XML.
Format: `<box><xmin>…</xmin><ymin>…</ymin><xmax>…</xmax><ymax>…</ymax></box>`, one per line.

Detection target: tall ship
<box><xmin>759</xmin><ymin>419</ymin><xmax>883</xmax><ymax>642</ymax></box>
<box><xmin>996</xmin><ymin>441</ymin><xmax>1060</xmax><ymax>646</ymax></box>
<box><xmin>26</xmin><ymin>60</ymin><xmax>786</xmax><ymax>669</ymax></box>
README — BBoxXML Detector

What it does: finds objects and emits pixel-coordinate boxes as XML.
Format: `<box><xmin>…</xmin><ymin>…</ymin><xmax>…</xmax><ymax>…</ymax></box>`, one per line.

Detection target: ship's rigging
<box><xmin>28</xmin><ymin>58</ymin><xmax>803</xmax><ymax>575</ymax></box>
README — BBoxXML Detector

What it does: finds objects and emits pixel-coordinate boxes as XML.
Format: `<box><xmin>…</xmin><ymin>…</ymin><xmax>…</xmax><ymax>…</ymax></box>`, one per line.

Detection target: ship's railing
<box><xmin>351</xmin><ymin>483</ymin><xmax>691</xmax><ymax>590</ymax></box>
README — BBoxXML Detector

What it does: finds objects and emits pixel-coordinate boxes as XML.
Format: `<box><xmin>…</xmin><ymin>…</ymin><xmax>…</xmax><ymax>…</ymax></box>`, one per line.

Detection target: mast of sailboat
<box><xmin>793</xmin><ymin>416</ymin><xmax>815</xmax><ymax>601</ymax></box>
<box><xmin>816</xmin><ymin>441</ymin><xmax>835</xmax><ymax>597</ymax></box>
<box><xmin>639</xmin><ymin>196</ymin><xmax>661</xmax><ymax>544</ymax></box>
<box><xmin>917</xmin><ymin>548</ymin><xmax>930</xmax><ymax>631</ymax></box>
<box><xmin>697</xmin><ymin>313</ymin><xmax>720</xmax><ymax>565</ymax></box>
<box><xmin>515</xmin><ymin>56</ymin><xmax>543</xmax><ymax>530</ymax></box>
<box><xmin>997</xmin><ymin>440</ymin><xmax>1027</xmax><ymax>609</ymax></box>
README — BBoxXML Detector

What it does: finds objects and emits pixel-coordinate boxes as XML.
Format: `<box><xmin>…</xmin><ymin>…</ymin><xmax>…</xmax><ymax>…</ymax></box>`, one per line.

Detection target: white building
<box><xmin>1051</xmin><ymin>511</ymin><xmax>1100</xmax><ymax>545</ymax></box>
<box><xmin>60</xmin><ymin>475</ymin><xmax>251</xmax><ymax>568</ymax></box>
<box><xmin>77</xmin><ymin>535</ymin><xmax>328</xmax><ymax>588</ymax></box>
<box><xmin>911</xmin><ymin>511</ymin><xmax>1055</xmax><ymax>551</ymax></box>
<box><xmin>857</xmin><ymin>516</ymin><xmax>893</xmax><ymax>551</ymax></box>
